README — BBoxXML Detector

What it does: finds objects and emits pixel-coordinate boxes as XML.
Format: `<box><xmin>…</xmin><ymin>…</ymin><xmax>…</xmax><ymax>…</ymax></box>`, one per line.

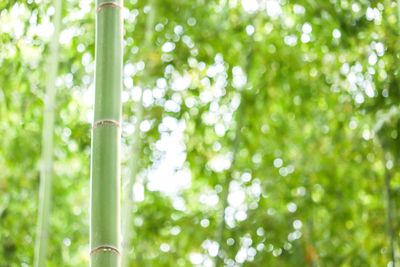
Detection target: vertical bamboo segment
<box><xmin>121</xmin><ymin>99</ymin><xmax>142</xmax><ymax>266</ymax></box>
<box><xmin>121</xmin><ymin>1</ymin><xmax>155</xmax><ymax>265</ymax></box>
<box><xmin>90</xmin><ymin>0</ymin><xmax>123</xmax><ymax>266</ymax></box>
<box><xmin>215</xmin><ymin>43</ymin><xmax>254</xmax><ymax>267</ymax></box>
<box><xmin>34</xmin><ymin>0</ymin><xmax>61</xmax><ymax>266</ymax></box>
<box><xmin>384</xmin><ymin>156</ymin><xmax>396</xmax><ymax>267</ymax></box>
<box><xmin>398</xmin><ymin>0</ymin><xmax>400</xmax><ymax>30</ymax></box>
<box><xmin>215</xmin><ymin>100</ymin><xmax>243</xmax><ymax>267</ymax></box>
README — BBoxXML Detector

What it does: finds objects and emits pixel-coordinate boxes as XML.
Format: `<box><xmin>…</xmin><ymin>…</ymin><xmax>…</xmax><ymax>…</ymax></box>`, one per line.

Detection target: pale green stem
<box><xmin>383</xmin><ymin>154</ymin><xmax>396</xmax><ymax>267</ymax></box>
<box><xmin>121</xmin><ymin>96</ymin><xmax>143</xmax><ymax>267</ymax></box>
<box><xmin>398</xmin><ymin>0</ymin><xmax>400</xmax><ymax>30</ymax></box>
<box><xmin>121</xmin><ymin>1</ymin><xmax>155</xmax><ymax>266</ymax></box>
<box><xmin>34</xmin><ymin>0</ymin><xmax>61</xmax><ymax>266</ymax></box>
<box><xmin>90</xmin><ymin>0</ymin><xmax>123</xmax><ymax>266</ymax></box>
<box><xmin>215</xmin><ymin>98</ymin><xmax>244</xmax><ymax>267</ymax></box>
<box><xmin>215</xmin><ymin>38</ymin><xmax>254</xmax><ymax>266</ymax></box>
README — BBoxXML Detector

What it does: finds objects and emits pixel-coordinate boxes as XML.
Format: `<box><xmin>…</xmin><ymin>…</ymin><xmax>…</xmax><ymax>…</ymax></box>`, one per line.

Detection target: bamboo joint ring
<box><xmin>96</xmin><ymin>2</ymin><xmax>123</xmax><ymax>13</ymax></box>
<box><xmin>93</xmin><ymin>119</ymin><xmax>120</xmax><ymax>128</ymax></box>
<box><xmin>90</xmin><ymin>245</ymin><xmax>121</xmax><ymax>256</ymax></box>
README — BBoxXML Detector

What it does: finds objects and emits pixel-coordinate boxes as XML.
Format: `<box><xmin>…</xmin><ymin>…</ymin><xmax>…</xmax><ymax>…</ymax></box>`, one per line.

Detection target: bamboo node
<box><xmin>96</xmin><ymin>2</ymin><xmax>123</xmax><ymax>13</ymax></box>
<box><xmin>93</xmin><ymin>119</ymin><xmax>120</xmax><ymax>128</ymax></box>
<box><xmin>90</xmin><ymin>245</ymin><xmax>121</xmax><ymax>256</ymax></box>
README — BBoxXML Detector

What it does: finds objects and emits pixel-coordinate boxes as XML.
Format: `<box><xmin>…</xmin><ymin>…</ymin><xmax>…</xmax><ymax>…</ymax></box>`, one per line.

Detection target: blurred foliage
<box><xmin>0</xmin><ymin>0</ymin><xmax>400</xmax><ymax>266</ymax></box>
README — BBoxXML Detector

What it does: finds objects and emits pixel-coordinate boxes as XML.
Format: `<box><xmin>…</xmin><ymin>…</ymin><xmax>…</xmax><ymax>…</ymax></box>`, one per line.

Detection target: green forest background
<box><xmin>1</xmin><ymin>0</ymin><xmax>400</xmax><ymax>266</ymax></box>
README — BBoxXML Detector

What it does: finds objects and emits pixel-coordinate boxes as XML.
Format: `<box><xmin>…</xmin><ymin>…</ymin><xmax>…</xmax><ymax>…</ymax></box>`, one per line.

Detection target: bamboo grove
<box><xmin>0</xmin><ymin>0</ymin><xmax>399</xmax><ymax>266</ymax></box>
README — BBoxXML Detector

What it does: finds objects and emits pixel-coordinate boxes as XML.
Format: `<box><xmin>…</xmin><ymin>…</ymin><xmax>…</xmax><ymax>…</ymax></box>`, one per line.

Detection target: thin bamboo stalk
<box><xmin>90</xmin><ymin>0</ymin><xmax>123</xmax><ymax>266</ymax></box>
<box><xmin>383</xmin><ymin>155</ymin><xmax>396</xmax><ymax>267</ymax></box>
<box><xmin>215</xmin><ymin>100</ymin><xmax>244</xmax><ymax>267</ymax></box>
<box><xmin>215</xmin><ymin>39</ymin><xmax>254</xmax><ymax>266</ymax></box>
<box><xmin>34</xmin><ymin>0</ymin><xmax>62</xmax><ymax>266</ymax></box>
<box><xmin>121</xmin><ymin>1</ymin><xmax>156</xmax><ymax>265</ymax></box>
<box><xmin>398</xmin><ymin>0</ymin><xmax>400</xmax><ymax>30</ymax></box>
<box><xmin>121</xmin><ymin>98</ymin><xmax>143</xmax><ymax>266</ymax></box>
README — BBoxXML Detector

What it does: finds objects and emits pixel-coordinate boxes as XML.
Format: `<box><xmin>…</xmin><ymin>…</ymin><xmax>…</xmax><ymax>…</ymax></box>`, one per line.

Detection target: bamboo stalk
<box><xmin>90</xmin><ymin>0</ymin><xmax>123</xmax><ymax>266</ymax></box>
<box><xmin>398</xmin><ymin>0</ymin><xmax>400</xmax><ymax>30</ymax></box>
<box><xmin>121</xmin><ymin>99</ymin><xmax>143</xmax><ymax>267</ymax></box>
<box><xmin>34</xmin><ymin>0</ymin><xmax>62</xmax><ymax>266</ymax></box>
<box><xmin>383</xmin><ymin>155</ymin><xmax>396</xmax><ymax>267</ymax></box>
<box><xmin>215</xmin><ymin>45</ymin><xmax>255</xmax><ymax>267</ymax></box>
<box><xmin>215</xmin><ymin>100</ymin><xmax>244</xmax><ymax>267</ymax></box>
<box><xmin>121</xmin><ymin>1</ymin><xmax>155</xmax><ymax>265</ymax></box>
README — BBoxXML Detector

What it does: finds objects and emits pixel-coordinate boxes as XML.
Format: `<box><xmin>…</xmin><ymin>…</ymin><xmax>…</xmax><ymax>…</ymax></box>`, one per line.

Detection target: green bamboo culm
<box><xmin>398</xmin><ymin>0</ymin><xmax>400</xmax><ymax>30</ymax></box>
<box><xmin>34</xmin><ymin>0</ymin><xmax>62</xmax><ymax>266</ymax></box>
<box><xmin>121</xmin><ymin>1</ymin><xmax>155</xmax><ymax>265</ymax></box>
<box><xmin>90</xmin><ymin>0</ymin><xmax>123</xmax><ymax>266</ymax></box>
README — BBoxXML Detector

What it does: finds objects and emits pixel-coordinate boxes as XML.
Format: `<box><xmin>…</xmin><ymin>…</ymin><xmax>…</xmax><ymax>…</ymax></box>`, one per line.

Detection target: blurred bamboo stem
<box><xmin>33</xmin><ymin>0</ymin><xmax>61</xmax><ymax>266</ymax></box>
<box><xmin>121</xmin><ymin>98</ymin><xmax>143</xmax><ymax>267</ymax></box>
<box><xmin>215</xmin><ymin>40</ymin><xmax>254</xmax><ymax>265</ymax></box>
<box><xmin>398</xmin><ymin>0</ymin><xmax>400</xmax><ymax>30</ymax></box>
<box><xmin>383</xmin><ymin>155</ymin><xmax>396</xmax><ymax>267</ymax></box>
<box><xmin>90</xmin><ymin>0</ymin><xmax>123</xmax><ymax>266</ymax></box>
<box><xmin>215</xmin><ymin>99</ymin><xmax>244</xmax><ymax>267</ymax></box>
<box><xmin>121</xmin><ymin>1</ymin><xmax>155</xmax><ymax>266</ymax></box>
